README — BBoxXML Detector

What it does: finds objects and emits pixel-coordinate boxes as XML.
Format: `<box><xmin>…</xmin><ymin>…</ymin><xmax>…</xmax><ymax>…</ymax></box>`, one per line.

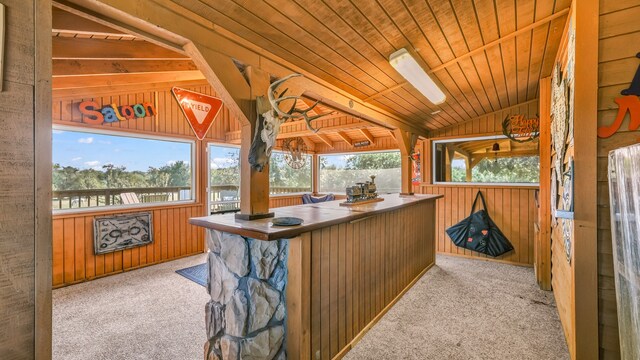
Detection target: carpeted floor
<box><xmin>53</xmin><ymin>254</ymin><xmax>209</xmax><ymax>360</ymax></box>
<box><xmin>53</xmin><ymin>254</ymin><xmax>569</xmax><ymax>360</ymax></box>
<box><xmin>344</xmin><ymin>255</ymin><xmax>569</xmax><ymax>360</ymax></box>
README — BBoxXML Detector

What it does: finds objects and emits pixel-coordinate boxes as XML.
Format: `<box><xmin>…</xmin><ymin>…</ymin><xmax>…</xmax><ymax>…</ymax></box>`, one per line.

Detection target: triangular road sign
<box><xmin>171</xmin><ymin>87</ymin><xmax>223</xmax><ymax>140</ymax></box>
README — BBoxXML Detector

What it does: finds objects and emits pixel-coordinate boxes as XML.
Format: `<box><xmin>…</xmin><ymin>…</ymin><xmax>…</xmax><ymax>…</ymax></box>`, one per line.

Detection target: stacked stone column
<box><xmin>204</xmin><ymin>230</ymin><xmax>288</xmax><ymax>360</ymax></box>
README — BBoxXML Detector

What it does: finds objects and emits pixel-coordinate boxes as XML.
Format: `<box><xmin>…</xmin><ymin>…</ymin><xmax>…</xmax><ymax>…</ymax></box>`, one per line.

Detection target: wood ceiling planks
<box><xmin>184</xmin><ymin>0</ymin><xmax>568</xmax><ymax>131</ymax></box>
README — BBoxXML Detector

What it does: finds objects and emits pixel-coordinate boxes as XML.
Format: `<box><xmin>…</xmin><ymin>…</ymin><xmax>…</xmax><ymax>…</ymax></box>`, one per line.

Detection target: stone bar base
<box><xmin>204</xmin><ymin>229</ymin><xmax>288</xmax><ymax>360</ymax></box>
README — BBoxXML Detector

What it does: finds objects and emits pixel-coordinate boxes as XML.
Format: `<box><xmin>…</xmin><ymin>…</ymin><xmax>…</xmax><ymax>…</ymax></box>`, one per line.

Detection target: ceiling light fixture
<box><xmin>389</xmin><ymin>48</ymin><xmax>446</xmax><ymax>105</ymax></box>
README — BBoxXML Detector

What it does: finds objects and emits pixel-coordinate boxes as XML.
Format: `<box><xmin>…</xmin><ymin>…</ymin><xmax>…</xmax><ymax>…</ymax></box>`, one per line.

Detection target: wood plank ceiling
<box><xmin>175</xmin><ymin>0</ymin><xmax>571</xmax><ymax>131</ymax></box>
<box><xmin>50</xmin><ymin>7</ymin><xmax>396</xmax><ymax>149</ymax></box>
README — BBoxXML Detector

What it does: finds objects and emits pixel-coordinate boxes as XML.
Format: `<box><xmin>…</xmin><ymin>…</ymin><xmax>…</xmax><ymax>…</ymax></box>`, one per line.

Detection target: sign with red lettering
<box><xmin>171</xmin><ymin>87</ymin><xmax>223</xmax><ymax>140</ymax></box>
<box><xmin>599</xmin><ymin>52</ymin><xmax>640</xmax><ymax>138</ymax></box>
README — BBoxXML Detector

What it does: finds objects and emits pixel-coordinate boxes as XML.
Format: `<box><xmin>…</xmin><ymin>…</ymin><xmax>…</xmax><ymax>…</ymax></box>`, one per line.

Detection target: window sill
<box><xmin>52</xmin><ymin>200</ymin><xmax>198</xmax><ymax>218</ymax></box>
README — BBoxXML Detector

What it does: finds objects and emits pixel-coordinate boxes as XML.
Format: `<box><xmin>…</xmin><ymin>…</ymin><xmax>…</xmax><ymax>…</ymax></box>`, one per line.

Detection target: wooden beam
<box><xmin>52</xmin><ymin>70</ymin><xmax>205</xmax><ymax>89</ymax></box>
<box><xmin>57</xmin><ymin>0</ymin><xmax>427</xmax><ymax>135</ymax></box>
<box><xmin>52</xmin><ymin>36</ymin><xmax>188</xmax><ymax>60</ymax></box>
<box><xmin>300</xmin><ymin>136</ymin><xmax>316</xmax><ymax>152</ymax></box>
<box><xmin>337</xmin><ymin>131</ymin><xmax>353</xmax><ymax>147</ymax></box>
<box><xmin>52</xmin><ymin>59</ymin><xmax>198</xmax><ymax>76</ymax></box>
<box><xmin>363</xmin><ymin>9</ymin><xmax>570</xmax><ymax>102</ymax></box>
<box><xmin>52</xmin><ymin>7</ymin><xmax>127</xmax><ymax>36</ymax></box>
<box><xmin>316</xmin><ymin>133</ymin><xmax>334</xmax><ymax>149</ymax></box>
<box><xmin>393</xmin><ymin>129</ymin><xmax>417</xmax><ymax>195</ymax></box>
<box><xmin>359</xmin><ymin>128</ymin><xmax>376</xmax><ymax>144</ymax></box>
<box><xmin>537</xmin><ymin>77</ymin><xmax>552</xmax><ymax>291</ymax></box>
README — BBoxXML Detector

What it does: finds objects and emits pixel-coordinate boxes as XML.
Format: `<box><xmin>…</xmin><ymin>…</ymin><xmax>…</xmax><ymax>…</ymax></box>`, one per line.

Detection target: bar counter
<box><xmin>189</xmin><ymin>193</ymin><xmax>442</xmax><ymax>360</ymax></box>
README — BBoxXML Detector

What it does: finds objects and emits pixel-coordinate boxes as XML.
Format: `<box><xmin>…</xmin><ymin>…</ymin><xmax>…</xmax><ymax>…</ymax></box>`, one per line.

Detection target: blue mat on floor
<box><xmin>175</xmin><ymin>263</ymin><xmax>208</xmax><ymax>287</ymax></box>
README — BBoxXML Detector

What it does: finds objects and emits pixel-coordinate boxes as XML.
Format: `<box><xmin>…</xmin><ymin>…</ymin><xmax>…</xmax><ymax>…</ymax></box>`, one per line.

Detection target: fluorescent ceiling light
<box><xmin>389</xmin><ymin>48</ymin><xmax>446</xmax><ymax>105</ymax></box>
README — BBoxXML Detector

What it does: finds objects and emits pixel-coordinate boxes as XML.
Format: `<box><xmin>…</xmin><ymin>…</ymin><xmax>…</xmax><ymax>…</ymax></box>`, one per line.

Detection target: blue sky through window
<box><xmin>52</xmin><ymin>129</ymin><xmax>191</xmax><ymax>171</ymax></box>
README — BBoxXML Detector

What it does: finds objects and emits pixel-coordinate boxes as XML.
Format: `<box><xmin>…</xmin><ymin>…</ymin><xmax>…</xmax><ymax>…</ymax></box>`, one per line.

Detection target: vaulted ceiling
<box><xmin>174</xmin><ymin>0</ymin><xmax>570</xmax><ymax>131</ymax></box>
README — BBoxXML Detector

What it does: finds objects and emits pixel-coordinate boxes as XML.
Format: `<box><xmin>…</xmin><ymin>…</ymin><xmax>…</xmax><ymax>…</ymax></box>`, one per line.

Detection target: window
<box><xmin>52</xmin><ymin>128</ymin><xmax>194</xmax><ymax>210</ymax></box>
<box><xmin>209</xmin><ymin>145</ymin><xmax>240</xmax><ymax>214</ymax></box>
<box><xmin>269</xmin><ymin>151</ymin><xmax>312</xmax><ymax>195</ymax></box>
<box><xmin>319</xmin><ymin>151</ymin><xmax>402</xmax><ymax>194</ymax></box>
<box><xmin>433</xmin><ymin>136</ymin><xmax>539</xmax><ymax>184</ymax></box>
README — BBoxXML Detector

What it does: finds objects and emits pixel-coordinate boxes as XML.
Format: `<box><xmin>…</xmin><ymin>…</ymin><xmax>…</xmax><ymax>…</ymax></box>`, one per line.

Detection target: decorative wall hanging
<box><xmin>412</xmin><ymin>151</ymin><xmax>421</xmax><ymax>186</ymax></box>
<box><xmin>551</xmin><ymin>62</ymin><xmax>569</xmax><ymax>181</ymax></box>
<box><xmin>562</xmin><ymin>219</ymin><xmax>572</xmax><ymax>264</ymax></box>
<box><xmin>550</xmin><ymin>170</ymin><xmax>558</xmax><ymax>224</ymax></box>
<box><xmin>172</xmin><ymin>87</ymin><xmax>223</xmax><ymax>140</ymax></box>
<box><xmin>502</xmin><ymin>114</ymin><xmax>540</xmax><ymax>142</ymax></box>
<box><xmin>555</xmin><ymin>157</ymin><xmax>574</xmax><ymax>220</ymax></box>
<box><xmin>93</xmin><ymin>212</ymin><xmax>153</xmax><ymax>255</ymax></box>
<box><xmin>282</xmin><ymin>137</ymin><xmax>307</xmax><ymax>169</ymax></box>
<box><xmin>598</xmin><ymin>52</ymin><xmax>640</xmax><ymax>138</ymax></box>
<box><xmin>79</xmin><ymin>101</ymin><xmax>157</xmax><ymax>125</ymax></box>
<box><xmin>248</xmin><ymin>73</ymin><xmax>330</xmax><ymax>172</ymax></box>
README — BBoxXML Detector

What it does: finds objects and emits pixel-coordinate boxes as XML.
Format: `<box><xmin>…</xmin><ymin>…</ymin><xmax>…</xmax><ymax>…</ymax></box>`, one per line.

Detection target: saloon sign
<box><xmin>502</xmin><ymin>114</ymin><xmax>540</xmax><ymax>142</ymax></box>
<box><xmin>598</xmin><ymin>52</ymin><xmax>640</xmax><ymax>138</ymax></box>
<box><xmin>79</xmin><ymin>101</ymin><xmax>157</xmax><ymax>125</ymax></box>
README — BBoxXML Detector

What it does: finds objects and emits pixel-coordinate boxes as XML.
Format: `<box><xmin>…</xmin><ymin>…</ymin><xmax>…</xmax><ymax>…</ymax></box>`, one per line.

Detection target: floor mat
<box><xmin>175</xmin><ymin>263</ymin><xmax>208</xmax><ymax>287</ymax></box>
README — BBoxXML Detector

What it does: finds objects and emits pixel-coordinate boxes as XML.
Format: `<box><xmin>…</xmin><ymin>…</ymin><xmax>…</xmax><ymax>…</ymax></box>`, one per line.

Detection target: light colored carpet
<box><xmin>53</xmin><ymin>254</ymin><xmax>209</xmax><ymax>360</ymax></box>
<box><xmin>344</xmin><ymin>255</ymin><xmax>569</xmax><ymax>360</ymax></box>
<box><xmin>54</xmin><ymin>254</ymin><xmax>569</xmax><ymax>360</ymax></box>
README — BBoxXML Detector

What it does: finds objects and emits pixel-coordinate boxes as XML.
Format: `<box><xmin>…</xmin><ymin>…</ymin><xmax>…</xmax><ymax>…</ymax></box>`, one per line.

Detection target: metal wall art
<box><xmin>598</xmin><ymin>52</ymin><xmax>640</xmax><ymax>138</ymax></box>
<box><xmin>282</xmin><ymin>137</ymin><xmax>307</xmax><ymax>169</ymax></box>
<box><xmin>555</xmin><ymin>157</ymin><xmax>574</xmax><ymax>220</ymax></box>
<box><xmin>551</xmin><ymin>62</ymin><xmax>569</xmax><ymax>182</ymax></box>
<box><xmin>93</xmin><ymin>212</ymin><xmax>153</xmax><ymax>255</ymax></box>
<box><xmin>502</xmin><ymin>114</ymin><xmax>540</xmax><ymax>142</ymax></box>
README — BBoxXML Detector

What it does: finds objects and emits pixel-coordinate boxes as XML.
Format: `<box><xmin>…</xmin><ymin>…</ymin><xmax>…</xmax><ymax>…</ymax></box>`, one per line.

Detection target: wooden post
<box><xmin>393</xmin><ymin>129</ymin><xmax>417</xmax><ymax>195</ymax></box>
<box><xmin>464</xmin><ymin>157</ymin><xmax>472</xmax><ymax>182</ymax></box>
<box><xmin>236</xmin><ymin>66</ymin><xmax>273</xmax><ymax>220</ymax></box>
<box><xmin>537</xmin><ymin>77</ymin><xmax>552</xmax><ymax>291</ymax></box>
<box><xmin>312</xmin><ymin>154</ymin><xmax>319</xmax><ymax>195</ymax></box>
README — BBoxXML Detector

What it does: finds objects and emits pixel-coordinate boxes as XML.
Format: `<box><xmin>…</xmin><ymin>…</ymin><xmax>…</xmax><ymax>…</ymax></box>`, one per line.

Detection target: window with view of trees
<box><xmin>319</xmin><ymin>151</ymin><xmax>402</xmax><ymax>194</ymax></box>
<box><xmin>269</xmin><ymin>151</ymin><xmax>312</xmax><ymax>194</ymax></box>
<box><xmin>52</xmin><ymin>129</ymin><xmax>193</xmax><ymax>210</ymax></box>
<box><xmin>208</xmin><ymin>145</ymin><xmax>312</xmax><ymax>213</ymax></box>
<box><xmin>433</xmin><ymin>136</ymin><xmax>539</xmax><ymax>184</ymax></box>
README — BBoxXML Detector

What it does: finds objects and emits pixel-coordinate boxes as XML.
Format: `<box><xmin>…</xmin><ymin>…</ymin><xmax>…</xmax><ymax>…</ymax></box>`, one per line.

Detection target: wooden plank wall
<box><xmin>419</xmin><ymin>185</ymin><xmax>537</xmax><ymax>266</ymax></box>
<box><xmin>417</xmin><ymin>100</ymin><xmax>539</xmax><ymax>266</ymax></box>
<box><xmin>0</xmin><ymin>0</ymin><xmax>50</xmax><ymax>357</ymax></box>
<box><xmin>309</xmin><ymin>201</ymin><xmax>436</xmax><ymax>360</ymax></box>
<box><xmin>596</xmin><ymin>2</ymin><xmax>640</xmax><ymax>358</ymax></box>
<box><xmin>51</xmin><ymin>82</ymin><xmax>310</xmax><ymax>288</ymax></box>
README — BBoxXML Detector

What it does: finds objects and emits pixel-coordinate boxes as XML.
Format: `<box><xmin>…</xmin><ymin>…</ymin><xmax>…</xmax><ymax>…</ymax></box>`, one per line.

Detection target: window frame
<box><xmin>431</xmin><ymin>134</ymin><xmax>540</xmax><ymax>187</ymax></box>
<box><xmin>52</xmin><ymin>125</ymin><xmax>197</xmax><ymax>215</ymax></box>
<box><xmin>317</xmin><ymin>149</ymin><xmax>403</xmax><ymax>194</ymax></box>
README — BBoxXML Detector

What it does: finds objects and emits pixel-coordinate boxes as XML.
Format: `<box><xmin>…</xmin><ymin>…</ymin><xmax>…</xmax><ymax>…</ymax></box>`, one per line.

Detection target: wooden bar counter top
<box><xmin>189</xmin><ymin>193</ymin><xmax>443</xmax><ymax>241</ymax></box>
<box><xmin>190</xmin><ymin>193</ymin><xmax>442</xmax><ymax>360</ymax></box>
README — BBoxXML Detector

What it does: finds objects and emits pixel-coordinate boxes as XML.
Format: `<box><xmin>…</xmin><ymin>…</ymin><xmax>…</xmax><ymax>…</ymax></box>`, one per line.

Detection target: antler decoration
<box><xmin>268</xmin><ymin>73</ymin><xmax>331</xmax><ymax>133</ymax></box>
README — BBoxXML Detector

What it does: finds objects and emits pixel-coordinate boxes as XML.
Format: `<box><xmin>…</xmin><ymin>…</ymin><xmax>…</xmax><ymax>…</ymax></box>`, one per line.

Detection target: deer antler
<box><xmin>268</xmin><ymin>73</ymin><xmax>331</xmax><ymax>133</ymax></box>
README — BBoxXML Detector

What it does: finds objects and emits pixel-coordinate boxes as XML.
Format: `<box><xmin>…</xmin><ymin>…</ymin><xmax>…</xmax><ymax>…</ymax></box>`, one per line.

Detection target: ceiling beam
<box><xmin>52</xmin><ymin>7</ymin><xmax>127</xmax><ymax>36</ymax></box>
<box><xmin>337</xmin><ymin>131</ymin><xmax>354</xmax><ymax>147</ymax></box>
<box><xmin>57</xmin><ymin>0</ymin><xmax>428</xmax><ymax>136</ymax></box>
<box><xmin>359</xmin><ymin>128</ymin><xmax>376</xmax><ymax>144</ymax></box>
<box><xmin>300</xmin><ymin>136</ymin><xmax>316</xmax><ymax>152</ymax></box>
<box><xmin>52</xmin><ymin>59</ymin><xmax>198</xmax><ymax>76</ymax></box>
<box><xmin>52</xmin><ymin>36</ymin><xmax>189</xmax><ymax>60</ymax></box>
<box><xmin>316</xmin><ymin>134</ymin><xmax>334</xmax><ymax>149</ymax></box>
<box><xmin>52</xmin><ymin>70</ymin><xmax>205</xmax><ymax>89</ymax></box>
<box><xmin>363</xmin><ymin>8</ymin><xmax>571</xmax><ymax>102</ymax></box>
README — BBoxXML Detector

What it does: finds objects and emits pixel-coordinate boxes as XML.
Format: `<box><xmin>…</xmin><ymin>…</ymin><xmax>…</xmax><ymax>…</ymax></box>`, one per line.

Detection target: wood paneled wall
<box><xmin>419</xmin><ymin>185</ymin><xmax>537</xmax><ymax>266</ymax></box>
<box><xmin>308</xmin><ymin>201</ymin><xmax>436</xmax><ymax>360</ymax></box>
<box><xmin>0</xmin><ymin>0</ymin><xmax>51</xmax><ymax>357</ymax></box>
<box><xmin>418</xmin><ymin>100</ymin><xmax>539</xmax><ymax>267</ymax></box>
<box><xmin>596</xmin><ymin>2</ymin><xmax>640</xmax><ymax>358</ymax></box>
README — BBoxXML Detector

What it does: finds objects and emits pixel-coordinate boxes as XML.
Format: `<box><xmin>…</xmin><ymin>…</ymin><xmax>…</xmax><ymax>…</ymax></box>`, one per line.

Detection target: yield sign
<box><xmin>171</xmin><ymin>87</ymin><xmax>223</xmax><ymax>140</ymax></box>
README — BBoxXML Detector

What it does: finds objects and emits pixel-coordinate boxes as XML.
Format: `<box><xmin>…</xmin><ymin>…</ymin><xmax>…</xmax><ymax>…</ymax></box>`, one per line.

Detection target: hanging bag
<box><xmin>445</xmin><ymin>191</ymin><xmax>514</xmax><ymax>257</ymax></box>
